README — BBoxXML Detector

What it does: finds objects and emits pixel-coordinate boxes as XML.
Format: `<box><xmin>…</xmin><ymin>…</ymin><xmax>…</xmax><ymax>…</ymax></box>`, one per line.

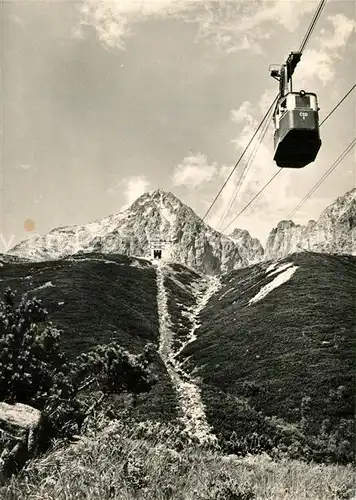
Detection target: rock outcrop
<box><xmin>0</xmin><ymin>402</ymin><xmax>42</xmax><ymax>480</ymax></box>
<box><xmin>229</xmin><ymin>228</ymin><xmax>264</xmax><ymax>265</ymax></box>
<box><xmin>265</xmin><ymin>188</ymin><xmax>356</xmax><ymax>260</ymax></box>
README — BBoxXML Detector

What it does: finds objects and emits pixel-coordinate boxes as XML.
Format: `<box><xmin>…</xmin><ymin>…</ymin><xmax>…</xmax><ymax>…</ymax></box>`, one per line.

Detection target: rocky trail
<box><xmin>154</xmin><ymin>260</ymin><xmax>221</xmax><ymax>445</ymax></box>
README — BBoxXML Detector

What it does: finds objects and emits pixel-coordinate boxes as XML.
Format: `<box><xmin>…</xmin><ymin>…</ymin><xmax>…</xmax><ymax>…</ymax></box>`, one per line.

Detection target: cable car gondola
<box><xmin>270</xmin><ymin>52</ymin><xmax>322</xmax><ymax>168</ymax></box>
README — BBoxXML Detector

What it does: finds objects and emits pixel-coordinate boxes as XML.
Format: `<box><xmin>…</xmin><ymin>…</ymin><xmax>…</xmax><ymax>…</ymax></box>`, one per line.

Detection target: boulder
<box><xmin>0</xmin><ymin>402</ymin><xmax>42</xmax><ymax>480</ymax></box>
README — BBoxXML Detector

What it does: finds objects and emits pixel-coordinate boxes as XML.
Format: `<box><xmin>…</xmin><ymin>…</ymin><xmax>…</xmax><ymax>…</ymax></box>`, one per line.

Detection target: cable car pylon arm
<box><xmin>269</xmin><ymin>51</ymin><xmax>302</xmax><ymax>97</ymax></box>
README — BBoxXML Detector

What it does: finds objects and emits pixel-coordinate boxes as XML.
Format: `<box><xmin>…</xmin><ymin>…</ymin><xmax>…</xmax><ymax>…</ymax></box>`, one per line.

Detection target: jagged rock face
<box><xmin>229</xmin><ymin>228</ymin><xmax>264</xmax><ymax>265</ymax></box>
<box><xmin>9</xmin><ymin>188</ymin><xmax>356</xmax><ymax>271</ymax></box>
<box><xmin>9</xmin><ymin>189</ymin><xmax>259</xmax><ymax>274</ymax></box>
<box><xmin>265</xmin><ymin>188</ymin><xmax>356</xmax><ymax>260</ymax></box>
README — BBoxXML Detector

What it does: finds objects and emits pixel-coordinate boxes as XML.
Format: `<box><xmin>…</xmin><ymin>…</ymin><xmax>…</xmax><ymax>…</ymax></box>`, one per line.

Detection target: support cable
<box><xmin>286</xmin><ymin>138</ymin><xmax>356</xmax><ymax>219</ymax></box>
<box><xmin>221</xmin><ymin>85</ymin><xmax>356</xmax><ymax>232</ymax></box>
<box><xmin>202</xmin><ymin>0</ymin><xmax>328</xmax><ymax>223</ymax></box>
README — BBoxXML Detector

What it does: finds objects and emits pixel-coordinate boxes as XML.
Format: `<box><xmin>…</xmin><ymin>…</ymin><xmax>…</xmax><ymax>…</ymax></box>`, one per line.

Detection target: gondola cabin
<box><xmin>270</xmin><ymin>52</ymin><xmax>322</xmax><ymax>168</ymax></box>
<box><xmin>273</xmin><ymin>90</ymin><xmax>322</xmax><ymax>168</ymax></box>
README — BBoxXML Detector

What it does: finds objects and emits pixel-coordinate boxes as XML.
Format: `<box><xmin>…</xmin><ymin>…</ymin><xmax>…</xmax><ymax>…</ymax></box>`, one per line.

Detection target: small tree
<box><xmin>0</xmin><ymin>288</ymin><xmax>157</xmax><ymax>443</ymax></box>
<box><xmin>71</xmin><ymin>342</ymin><xmax>157</xmax><ymax>396</ymax></box>
<box><xmin>0</xmin><ymin>288</ymin><xmax>67</xmax><ymax>407</ymax></box>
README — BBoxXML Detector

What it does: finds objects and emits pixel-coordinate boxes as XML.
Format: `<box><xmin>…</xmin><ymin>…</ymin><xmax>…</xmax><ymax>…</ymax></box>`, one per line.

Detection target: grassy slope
<box><xmin>0</xmin><ymin>253</ymin><xmax>157</xmax><ymax>357</ymax></box>
<box><xmin>0</xmin><ymin>253</ymin><xmax>177</xmax><ymax>422</ymax></box>
<box><xmin>1</xmin><ymin>251</ymin><xmax>354</xmax><ymax>456</ymax></box>
<box><xmin>181</xmin><ymin>252</ymin><xmax>355</xmax><ymax>448</ymax></box>
<box><xmin>2</xmin><ymin>420</ymin><xmax>354</xmax><ymax>500</ymax></box>
<box><xmin>0</xmin><ymin>251</ymin><xmax>355</xmax><ymax>496</ymax></box>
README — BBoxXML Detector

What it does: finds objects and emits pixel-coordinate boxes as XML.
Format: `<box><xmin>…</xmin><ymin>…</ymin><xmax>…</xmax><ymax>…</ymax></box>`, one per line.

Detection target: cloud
<box><xmin>19</xmin><ymin>164</ymin><xmax>31</xmax><ymax>170</ymax></box>
<box><xmin>206</xmin><ymin>163</ymin><xmax>243</xmax><ymax>230</ymax></box>
<box><xmin>77</xmin><ymin>0</ymin><xmax>199</xmax><ymax>49</ymax></box>
<box><xmin>34</xmin><ymin>195</ymin><xmax>43</xmax><ymax>205</ymax></box>
<box><xmin>76</xmin><ymin>0</ymin><xmax>318</xmax><ymax>53</ymax></box>
<box><xmin>77</xmin><ymin>2</ymin><xmax>132</xmax><ymax>49</ymax></box>
<box><xmin>173</xmin><ymin>153</ymin><xmax>218</xmax><ymax>189</ymax></box>
<box><xmin>322</xmin><ymin>14</ymin><xmax>356</xmax><ymax>50</ymax></box>
<box><xmin>194</xmin><ymin>0</ymin><xmax>316</xmax><ymax>54</ymax></box>
<box><xmin>107</xmin><ymin>175</ymin><xmax>150</xmax><ymax>209</ymax></box>
<box><xmin>295</xmin><ymin>14</ymin><xmax>356</xmax><ymax>88</ymax></box>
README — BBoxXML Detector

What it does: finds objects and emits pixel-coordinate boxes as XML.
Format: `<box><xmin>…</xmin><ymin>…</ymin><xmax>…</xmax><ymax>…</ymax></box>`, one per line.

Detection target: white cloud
<box><xmin>34</xmin><ymin>195</ymin><xmax>43</xmax><ymax>205</ymax></box>
<box><xmin>194</xmin><ymin>0</ymin><xmax>316</xmax><ymax>54</ymax></box>
<box><xmin>78</xmin><ymin>2</ymin><xmax>132</xmax><ymax>49</ymax></box>
<box><xmin>76</xmin><ymin>0</ymin><xmax>318</xmax><ymax>53</ymax></box>
<box><xmin>206</xmin><ymin>96</ymin><xmax>304</xmax><ymax>236</ymax></box>
<box><xmin>258</xmin><ymin>88</ymin><xmax>277</xmax><ymax>115</ymax></box>
<box><xmin>77</xmin><ymin>0</ymin><xmax>199</xmax><ymax>49</ymax></box>
<box><xmin>19</xmin><ymin>164</ymin><xmax>31</xmax><ymax>170</ymax></box>
<box><xmin>173</xmin><ymin>153</ymin><xmax>218</xmax><ymax>188</ymax></box>
<box><xmin>231</xmin><ymin>102</ymin><xmax>255</xmax><ymax>127</ymax></box>
<box><xmin>207</xmin><ymin>163</ymin><xmax>243</xmax><ymax>230</ymax></box>
<box><xmin>107</xmin><ymin>175</ymin><xmax>150</xmax><ymax>209</ymax></box>
<box><xmin>323</xmin><ymin>14</ymin><xmax>356</xmax><ymax>50</ymax></box>
<box><xmin>295</xmin><ymin>14</ymin><xmax>356</xmax><ymax>88</ymax></box>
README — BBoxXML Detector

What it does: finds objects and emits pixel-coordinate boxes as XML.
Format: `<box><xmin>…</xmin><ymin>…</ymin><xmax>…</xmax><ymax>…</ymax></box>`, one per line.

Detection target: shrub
<box><xmin>0</xmin><ymin>288</ymin><xmax>157</xmax><ymax>448</ymax></box>
<box><xmin>0</xmin><ymin>288</ymin><xmax>67</xmax><ymax>407</ymax></box>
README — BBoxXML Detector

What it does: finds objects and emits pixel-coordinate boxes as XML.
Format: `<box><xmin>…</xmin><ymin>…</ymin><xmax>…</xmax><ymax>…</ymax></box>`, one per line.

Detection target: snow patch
<box><xmin>32</xmin><ymin>281</ymin><xmax>54</xmax><ymax>292</ymax></box>
<box><xmin>266</xmin><ymin>262</ymin><xmax>277</xmax><ymax>273</ymax></box>
<box><xmin>267</xmin><ymin>261</ymin><xmax>294</xmax><ymax>276</ymax></box>
<box><xmin>218</xmin><ymin>286</ymin><xmax>236</xmax><ymax>301</ymax></box>
<box><xmin>167</xmin><ymin>274</ymin><xmax>190</xmax><ymax>292</ymax></box>
<box><xmin>143</xmin><ymin>205</ymin><xmax>154</xmax><ymax>216</ymax></box>
<box><xmin>249</xmin><ymin>265</ymin><xmax>299</xmax><ymax>305</ymax></box>
<box><xmin>161</xmin><ymin>206</ymin><xmax>177</xmax><ymax>226</ymax></box>
<box><xmin>68</xmin><ymin>257</ymin><xmax>124</xmax><ymax>267</ymax></box>
<box><xmin>173</xmin><ymin>274</ymin><xmax>221</xmax><ymax>358</ymax></box>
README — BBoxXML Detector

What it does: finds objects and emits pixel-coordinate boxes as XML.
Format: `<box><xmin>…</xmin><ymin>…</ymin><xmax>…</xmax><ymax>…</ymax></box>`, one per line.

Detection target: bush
<box><xmin>0</xmin><ymin>288</ymin><xmax>157</xmax><ymax>447</ymax></box>
<box><xmin>0</xmin><ymin>288</ymin><xmax>67</xmax><ymax>407</ymax></box>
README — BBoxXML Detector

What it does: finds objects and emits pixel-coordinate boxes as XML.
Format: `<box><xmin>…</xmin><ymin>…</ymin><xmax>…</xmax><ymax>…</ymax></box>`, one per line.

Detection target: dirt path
<box><xmin>154</xmin><ymin>260</ymin><xmax>220</xmax><ymax>445</ymax></box>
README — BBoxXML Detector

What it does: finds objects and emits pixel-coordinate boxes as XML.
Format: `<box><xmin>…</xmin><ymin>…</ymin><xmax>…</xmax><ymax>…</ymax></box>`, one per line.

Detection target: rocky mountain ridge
<box><xmin>9</xmin><ymin>190</ymin><xmax>246</xmax><ymax>274</ymax></box>
<box><xmin>264</xmin><ymin>188</ymin><xmax>356</xmax><ymax>260</ymax></box>
<box><xmin>8</xmin><ymin>187</ymin><xmax>355</xmax><ymax>273</ymax></box>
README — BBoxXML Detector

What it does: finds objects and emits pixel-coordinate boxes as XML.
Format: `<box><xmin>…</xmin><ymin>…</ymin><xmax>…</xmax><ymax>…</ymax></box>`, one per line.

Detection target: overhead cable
<box><xmin>202</xmin><ymin>0</ymin><xmax>328</xmax><ymax>224</ymax></box>
<box><xmin>221</xmin><ymin>83</ymin><xmax>356</xmax><ymax>232</ymax></box>
<box><xmin>286</xmin><ymin>138</ymin><xmax>356</xmax><ymax>219</ymax></box>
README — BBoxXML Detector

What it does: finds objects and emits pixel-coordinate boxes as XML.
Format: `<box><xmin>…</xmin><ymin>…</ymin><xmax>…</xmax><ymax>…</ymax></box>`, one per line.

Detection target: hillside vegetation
<box><xmin>0</xmin><ymin>253</ymin><xmax>178</xmax><ymax>423</ymax></box>
<box><xmin>180</xmin><ymin>252</ymin><xmax>355</xmax><ymax>462</ymax></box>
<box><xmin>2</xmin><ymin>418</ymin><xmax>354</xmax><ymax>500</ymax></box>
<box><xmin>0</xmin><ymin>253</ymin><xmax>158</xmax><ymax>357</ymax></box>
<box><xmin>0</xmin><ymin>250</ymin><xmax>354</xmax><ymax>499</ymax></box>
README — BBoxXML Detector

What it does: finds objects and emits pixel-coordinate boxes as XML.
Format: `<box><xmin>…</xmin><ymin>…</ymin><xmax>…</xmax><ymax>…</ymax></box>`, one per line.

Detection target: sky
<box><xmin>1</xmin><ymin>0</ymin><xmax>355</xmax><ymax>251</ymax></box>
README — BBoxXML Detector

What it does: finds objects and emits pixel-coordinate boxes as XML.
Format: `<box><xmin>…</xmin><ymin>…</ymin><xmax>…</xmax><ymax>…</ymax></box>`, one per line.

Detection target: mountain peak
<box><xmin>8</xmin><ymin>187</ymin><xmax>247</xmax><ymax>273</ymax></box>
<box><xmin>130</xmin><ymin>189</ymin><xmax>184</xmax><ymax>211</ymax></box>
